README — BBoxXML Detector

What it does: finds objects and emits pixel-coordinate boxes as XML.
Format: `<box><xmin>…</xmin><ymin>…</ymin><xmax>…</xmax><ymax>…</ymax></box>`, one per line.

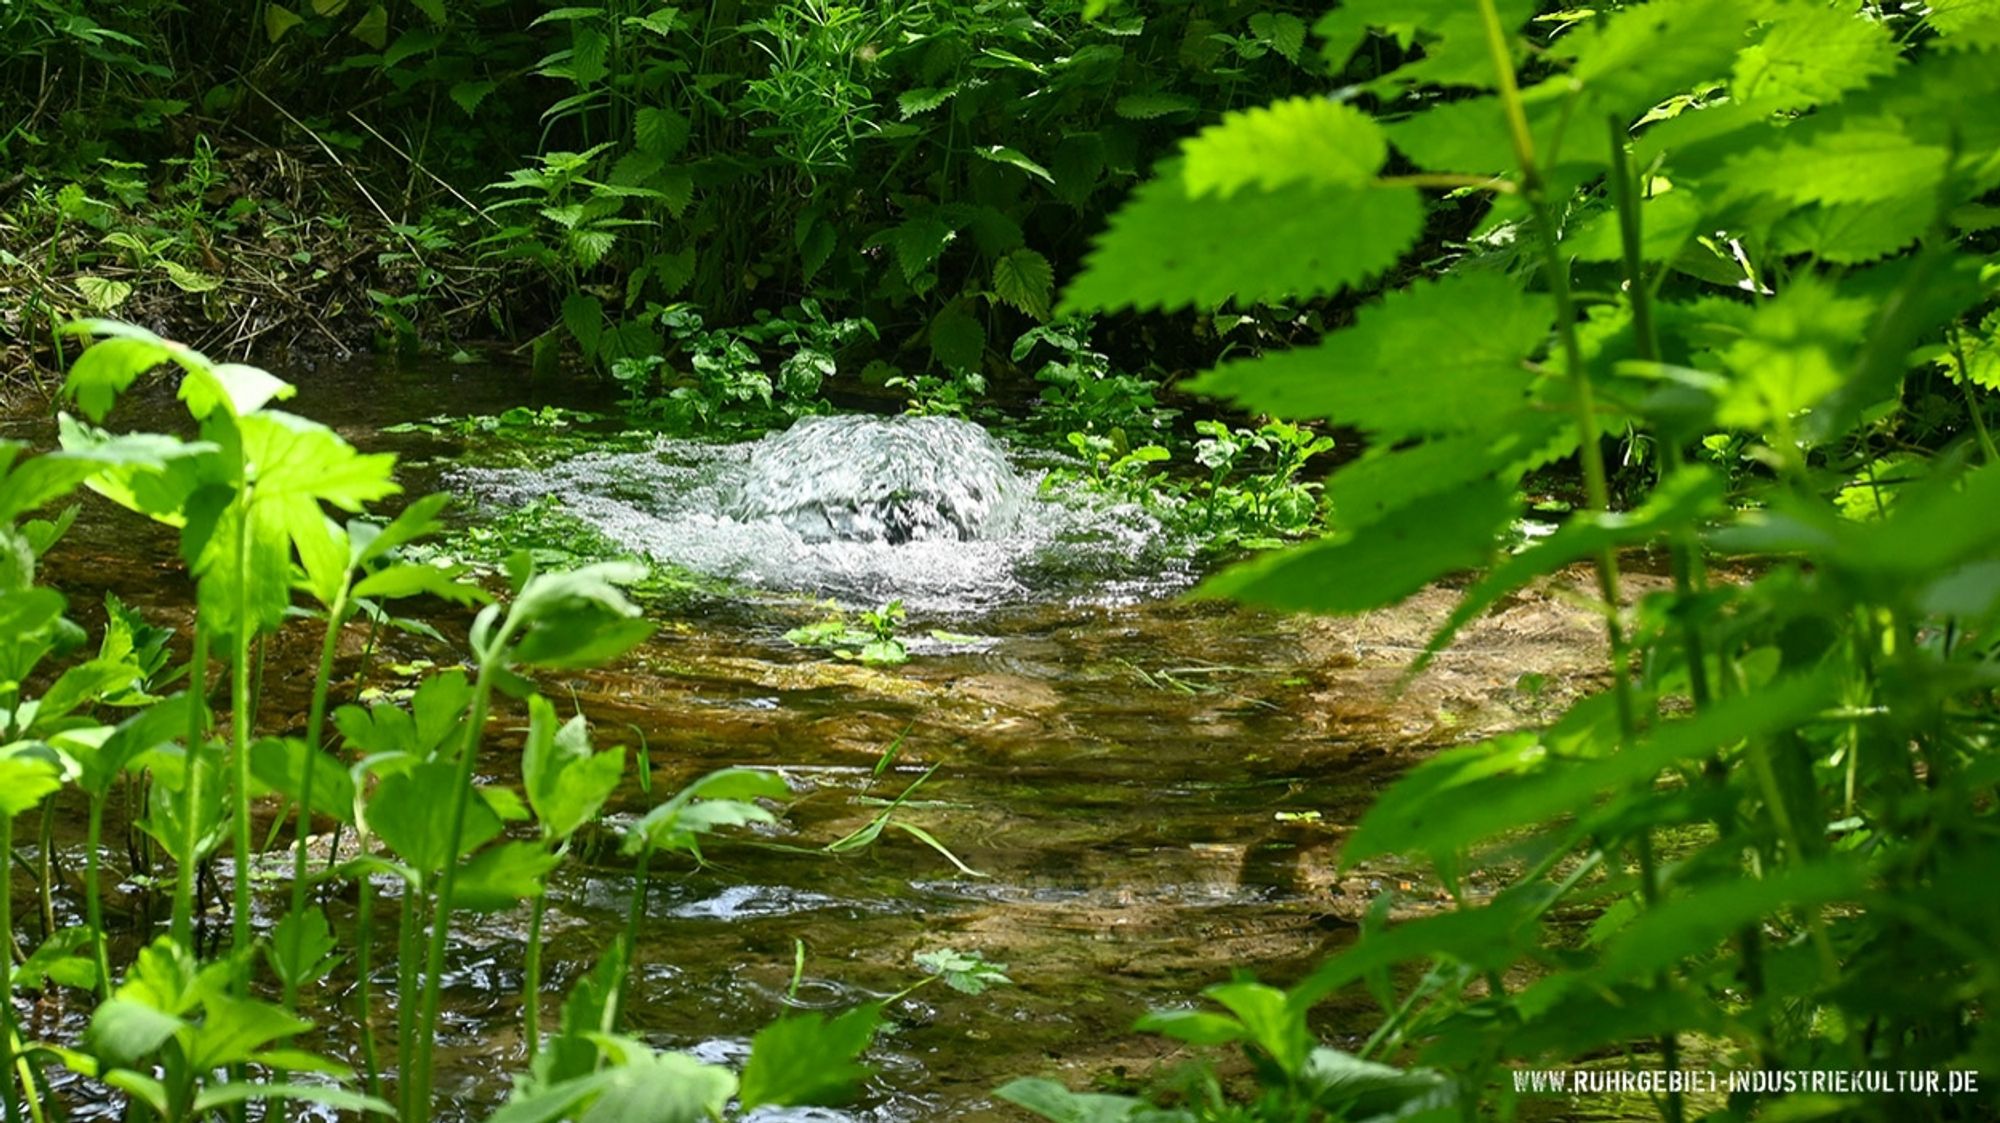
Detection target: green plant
<box><xmin>1011</xmin><ymin>1</ymin><xmax>2000</xmax><ymax>1119</ymax></box>
<box><xmin>784</xmin><ymin>599</ymin><xmax>909</xmax><ymax>666</ymax></box>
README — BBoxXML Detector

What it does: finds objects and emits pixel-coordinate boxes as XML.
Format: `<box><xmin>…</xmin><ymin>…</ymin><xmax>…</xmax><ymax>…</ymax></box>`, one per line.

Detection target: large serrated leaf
<box><xmin>1186</xmin><ymin>272</ymin><xmax>1549</xmax><ymax>437</ymax></box>
<box><xmin>1194</xmin><ymin>481</ymin><xmax>1515</xmax><ymax>615</ymax></box>
<box><xmin>1064</xmin><ymin>171</ymin><xmax>1423</xmax><ymax>313</ymax></box>
<box><xmin>1181</xmin><ymin>97</ymin><xmax>1386</xmax><ymax>197</ymax></box>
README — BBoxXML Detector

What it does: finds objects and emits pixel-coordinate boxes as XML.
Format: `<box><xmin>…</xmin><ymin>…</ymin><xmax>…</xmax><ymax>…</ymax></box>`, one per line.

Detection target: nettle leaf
<box><xmin>890</xmin><ymin>216</ymin><xmax>956</xmax><ymax>282</ymax></box>
<box><xmin>1317</xmin><ymin>0</ymin><xmax>1536</xmax><ymax>89</ymax></box>
<box><xmin>1552</xmin><ymin>0</ymin><xmax>1753</xmax><ymax>118</ymax></box>
<box><xmin>1248</xmin><ymin>11</ymin><xmax>1306</xmax><ymax>62</ymax></box>
<box><xmin>929</xmin><ymin>307</ymin><xmax>986</xmax><ymax>372</ymax></box>
<box><xmin>1113</xmin><ymin>92</ymin><xmax>1195</xmax><ymax>119</ymax></box>
<box><xmin>1564</xmin><ymin>191</ymin><xmax>1705</xmax><ymax>263</ymax></box>
<box><xmin>1733</xmin><ymin>2</ymin><xmax>1901</xmax><ymax>109</ymax></box>
<box><xmin>449</xmin><ymin>80</ymin><xmax>496</xmax><ymax>117</ymax></box>
<box><xmin>897</xmin><ymin>86</ymin><xmax>958</xmax><ymax>118</ymax></box>
<box><xmin>633</xmin><ymin>106</ymin><xmax>690</xmax><ymax>158</ymax></box>
<box><xmin>1346</xmin><ymin>671</ymin><xmax>1834</xmax><ymax>865</ymax></box>
<box><xmin>1196</xmin><ymin>481</ymin><xmax>1516</xmax><ymax>615</ymax></box>
<box><xmin>1181</xmin><ymin>97</ymin><xmax>1386</xmax><ymax>197</ymax></box>
<box><xmin>1714</xmin><ymin>276</ymin><xmax>1874</xmax><ymax>430</ymax></box>
<box><xmin>1187</xmin><ymin>272</ymin><xmax>1549</xmax><ymax>438</ymax></box>
<box><xmin>991</xmin><ymin>249</ymin><xmax>1054</xmax><ymax>321</ymax></box>
<box><xmin>1064</xmin><ymin>169</ymin><xmax>1423</xmax><ymax>314</ymax></box>
<box><xmin>1716</xmin><ymin>125</ymin><xmax>1950</xmax><ymax>207</ymax></box>
<box><xmin>974</xmin><ymin>145</ymin><xmax>1054</xmax><ymax>184</ymax></box>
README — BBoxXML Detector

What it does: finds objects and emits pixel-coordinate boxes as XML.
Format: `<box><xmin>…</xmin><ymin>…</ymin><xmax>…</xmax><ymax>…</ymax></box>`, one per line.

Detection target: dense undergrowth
<box><xmin>992</xmin><ymin>2</ymin><xmax>2000</xmax><ymax>1122</ymax></box>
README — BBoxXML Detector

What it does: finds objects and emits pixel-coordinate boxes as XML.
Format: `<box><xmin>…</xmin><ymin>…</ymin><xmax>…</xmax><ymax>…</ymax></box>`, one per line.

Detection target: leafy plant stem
<box><xmin>85</xmin><ymin>796</ymin><xmax>111</xmax><ymax>1000</ymax></box>
<box><xmin>172</xmin><ymin>623</ymin><xmax>209</xmax><ymax>947</ymax></box>
<box><xmin>523</xmin><ymin>891</ymin><xmax>546</xmax><ymax>1065</ymax></box>
<box><xmin>1</xmin><ymin>812</ymin><xmax>17</xmax><ymax>1123</ymax></box>
<box><xmin>1480</xmin><ymin>6</ymin><xmax>1676</xmax><ymax>1118</ymax></box>
<box><xmin>355</xmin><ymin>868</ymin><xmax>382</xmax><ymax>1100</ymax></box>
<box><xmin>285</xmin><ymin>584</ymin><xmax>350</xmax><ymax>1011</ymax></box>
<box><xmin>1947</xmin><ymin>326</ymin><xmax>1999</xmax><ymax>465</ymax></box>
<box><xmin>230</xmin><ymin>506</ymin><xmax>257</xmax><ymax>987</ymax></box>
<box><xmin>615</xmin><ymin>844</ymin><xmax>652</xmax><ymax>1031</ymax></box>
<box><xmin>408</xmin><ymin>645</ymin><xmax>508</xmax><ymax>1123</ymax></box>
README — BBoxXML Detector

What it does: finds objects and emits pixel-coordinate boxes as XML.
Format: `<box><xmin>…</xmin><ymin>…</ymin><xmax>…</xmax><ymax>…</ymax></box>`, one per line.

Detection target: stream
<box><xmin>20</xmin><ymin>355</ymin><xmax>1582</xmax><ymax>1120</ymax></box>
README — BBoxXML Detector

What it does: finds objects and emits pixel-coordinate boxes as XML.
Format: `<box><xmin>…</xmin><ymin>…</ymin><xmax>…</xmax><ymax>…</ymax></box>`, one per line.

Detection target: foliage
<box><xmin>0</xmin><ymin>321</ymin><xmax>994</xmax><ymax>1121</ymax></box>
<box><xmin>785</xmin><ymin>599</ymin><xmax>910</xmax><ymax>666</ymax></box>
<box><xmin>1011</xmin><ymin>0</ymin><xmax>2000</xmax><ymax>1119</ymax></box>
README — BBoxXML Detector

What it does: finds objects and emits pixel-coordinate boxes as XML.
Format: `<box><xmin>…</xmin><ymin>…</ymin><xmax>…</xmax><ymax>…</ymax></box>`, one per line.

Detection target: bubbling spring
<box><xmin>450</xmin><ymin>415</ymin><xmax>1190</xmax><ymax>612</ymax></box>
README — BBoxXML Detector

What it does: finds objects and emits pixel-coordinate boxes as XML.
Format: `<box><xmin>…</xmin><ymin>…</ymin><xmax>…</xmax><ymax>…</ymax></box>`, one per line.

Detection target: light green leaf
<box><xmin>1733</xmin><ymin>2</ymin><xmax>1901</xmax><ymax>109</ymax></box>
<box><xmin>991</xmin><ymin>249</ymin><xmax>1054</xmax><ymax>321</ymax></box>
<box><xmin>1187</xmin><ymin>272</ymin><xmax>1548</xmax><ymax>438</ymax></box>
<box><xmin>264</xmin><ymin>2</ymin><xmax>304</xmax><ymax>41</ymax></box>
<box><xmin>1195</xmin><ymin>481</ymin><xmax>1515</xmax><ymax>616</ymax></box>
<box><xmin>1182</xmin><ymin>97</ymin><xmax>1386</xmax><ymax>197</ymax></box>
<box><xmin>1718</xmin><ymin>126</ymin><xmax>1950</xmax><ymax>207</ymax></box>
<box><xmin>738</xmin><ymin>1004</ymin><xmax>882</xmax><ymax>1108</ymax></box>
<box><xmin>995</xmin><ymin>1078</ymin><xmax>1147</xmax><ymax>1123</ymax></box>
<box><xmin>974</xmin><ymin>145</ymin><xmax>1053</xmax><ymax>184</ymax></box>
<box><xmin>1064</xmin><ymin>172</ymin><xmax>1423</xmax><ymax>313</ymax></box>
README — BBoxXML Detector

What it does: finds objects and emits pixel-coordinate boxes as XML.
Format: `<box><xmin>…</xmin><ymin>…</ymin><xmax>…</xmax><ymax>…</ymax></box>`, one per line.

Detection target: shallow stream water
<box><xmin>20</xmin><ymin>356</ymin><xmax>1489</xmax><ymax>1120</ymax></box>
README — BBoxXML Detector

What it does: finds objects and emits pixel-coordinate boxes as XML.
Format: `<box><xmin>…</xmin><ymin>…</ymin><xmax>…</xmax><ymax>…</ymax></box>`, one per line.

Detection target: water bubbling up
<box><xmin>449</xmin><ymin>415</ymin><xmax>1188</xmax><ymax>614</ymax></box>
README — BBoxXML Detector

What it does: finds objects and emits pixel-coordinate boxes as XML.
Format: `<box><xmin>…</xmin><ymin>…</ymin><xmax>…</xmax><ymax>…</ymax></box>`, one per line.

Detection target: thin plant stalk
<box><xmin>2</xmin><ymin>811</ymin><xmax>18</xmax><ymax>1123</ymax></box>
<box><xmin>614</xmin><ymin>846</ymin><xmax>652</xmax><ymax>1031</ymax></box>
<box><xmin>172</xmin><ymin>623</ymin><xmax>209</xmax><ymax>948</ymax></box>
<box><xmin>1473</xmin><ymin>5</ymin><xmax>1679</xmax><ymax>1120</ymax></box>
<box><xmin>355</xmin><ymin>867</ymin><xmax>383</xmax><ymax>1100</ymax></box>
<box><xmin>396</xmin><ymin>883</ymin><xmax>422</xmax><ymax>1118</ymax></box>
<box><xmin>84</xmin><ymin>796</ymin><xmax>112</xmax><ymax>1000</ymax></box>
<box><xmin>284</xmin><ymin>584</ymin><xmax>350</xmax><ymax>1012</ymax></box>
<box><xmin>407</xmin><ymin>639</ymin><xmax>510</xmax><ymax>1123</ymax></box>
<box><xmin>229</xmin><ymin>513</ymin><xmax>258</xmax><ymax>985</ymax></box>
<box><xmin>523</xmin><ymin>892</ymin><xmax>547</xmax><ymax>1066</ymax></box>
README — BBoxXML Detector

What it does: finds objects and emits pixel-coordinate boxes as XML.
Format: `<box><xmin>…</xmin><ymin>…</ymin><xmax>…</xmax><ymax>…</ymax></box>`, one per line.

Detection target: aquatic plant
<box><xmin>0</xmin><ymin>320</ymin><xmax>916</xmax><ymax>1121</ymax></box>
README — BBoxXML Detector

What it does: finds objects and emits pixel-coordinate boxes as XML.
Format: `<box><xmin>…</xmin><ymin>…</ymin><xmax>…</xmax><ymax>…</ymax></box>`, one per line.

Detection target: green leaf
<box><xmin>1181</xmin><ymin>97</ymin><xmax>1386</xmax><ymax>197</ymax></box>
<box><xmin>1564</xmin><ymin>191</ymin><xmax>1705</xmax><ymax>263</ymax></box>
<box><xmin>266</xmin><ymin>908</ymin><xmax>342</xmax><ymax>990</ymax></box>
<box><xmin>455</xmin><ymin>840</ymin><xmax>561</xmax><ymax>911</ymax></box>
<box><xmin>1419</xmin><ymin>468</ymin><xmax>1725</xmax><ymax>669</ymax></box>
<box><xmin>350</xmin><ymin>3</ymin><xmax>388</xmax><ymax>49</ymax></box>
<box><xmin>1248</xmin><ymin>11</ymin><xmax>1306</xmax><ymax>61</ymax></box>
<box><xmin>974</xmin><ymin>145</ymin><xmax>1054</xmax><ymax>184</ymax></box>
<box><xmin>264</xmin><ymin>2</ymin><xmax>304</xmax><ymax>41</ymax></box>
<box><xmin>250</xmin><ymin>737</ymin><xmax>356</xmax><ymax>824</ymax></box>
<box><xmin>1733</xmin><ymin>2</ymin><xmax>1902</xmax><ymax>109</ymax></box>
<box><xmin>1134</xmin><ymin>1009</ymin><xmax>1245</xmax><ymax>1046</ymax></box>
<box><xmin>562</xmin><ymin>292</ymin><xmax>604</xmax><ymax>357</ymax></box>
<box><xmin>738</xmin><ymin>1004</ymin><xmax>882</xmax><ymax>1108</ymax></box>
<box><xmin>1186</xmin><ymin>272</ymin><xmax>1548</xmax><ymax>438</ymax></box>
<box><xmin>63</xmin><ymin>333</ymin><xmax>174</xmax><ymax>422</ymax></box>
<box><xmin>633</xmin><ymin>106</ymin><xmax>690</xmax><ymax>158</ymax></box>
<box><xmin>1194</xmin><ymin>481</ymin><xmax>1515</xmax><ymax>615</ymax></box>
<box><xmin>75</xmin><ymin>276</ymin><xmax>133</xmax><ymax>312</ymax></box>
<box><xmin>450</xmin><ymin>80</ymin><xmax>497</xmax><ymax>117</ymax></box>
<box><xmin>1064</xmin><ymin>171</ymin><xmax>1423</xmax><ymax>313</ymax></box>
<box><xmin>521</xmin><ymin>695</ymin><xmax>624</xmax><ymax>839</ymax></box>
<box><xmin>898</xmin><ymin>86</ymin><xmax>957</xmax><ymax>117</ymax></box>
<box><xmin>1717</xmin><ymin>125</ymin><xmax>1950</xmax><ymax>207</ymax></box>
<box><xmin>370</xmin><ymin>760</ymin><xmax>501</xmax><ymax>872</ymax></box>
<box><xmin>1113</xmin><ymin>92</ymin><xmax>1195</xmax><ymax>119</ymax></box>
<box><xmin>1300</xmin><ymin>1048</ymin><xmax>1452</xmax><ymax>1117</ymax></box>
<box><xmin>1204</xmin><ymin>981</ymin><xmax>1310</xmax><ymax>1076</ymax></box>
<box><xmin>991</xmin><ymin>250</ymin><xmax>1054</xmax><ymax>321</ymax></box>
<box><xmin>1316</xmin><ymin>0</ymin><xmax>1536</xmax><ymax>90</ymax></box>
<box><xmin>1589</xmin><ymin>862</ymin><xmax>1866</xmax><ymax>984</ymax></box>
<box><xmin>1552</xmin><ymin>0</ymin><xmax>1754</xmax><ymax>118</ymax></box>
<box><xmin>191</xmin><ymin>1084</ymin><xmax>395</xmax><ymax>1115</ymax></box>
<box><xmin>914</xmin><ymin>948</ymin><xmax>1011</xmax><ymax>994</ymax></box>
<box><xmin>351</xmin><ymin>562</ymin><xmax>486</xmax><ymax>605</ymax></box>
<box><xmin>929</xmin><ymin>307</ymin><xmax>986</xmax><ymax>373</ymax></box>
<box><xmin>995</xmin><ymin>1078</ymin><xmax>1149</xmax><ymax>1123</ymax></box>
<box><xmin>1345</xmin><ymin>671</ymin><xmax>1834</xmax><ymax>864</ymax></box>
<box><xmin>0</xmin><ymin>746</ymin><xmax>65</xmax><ymax>816</ymax></box>
<box><xmin>890</xmin><ymin>216</ymin><xmax>955</xmax><ymax>282</ymax></box>
<box><xmin>87</xmin><ymin>998</ymin><xmax>185</xmax><ymax>1066</ymax></box>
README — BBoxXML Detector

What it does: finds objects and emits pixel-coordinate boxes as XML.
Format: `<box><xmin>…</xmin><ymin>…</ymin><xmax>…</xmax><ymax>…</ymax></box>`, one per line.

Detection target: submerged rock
<box><xmin>723</xmin><ymin>415</ymin><xmax>1026</xmax><ymax>545</ymax></box>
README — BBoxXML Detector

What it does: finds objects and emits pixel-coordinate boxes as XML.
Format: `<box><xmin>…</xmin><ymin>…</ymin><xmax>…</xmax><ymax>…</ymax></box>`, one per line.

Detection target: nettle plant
<box><xmin>0</xmin><ymin>322</ymin><xmax>907</xmax><ymax>1121</ymax></box>
<box><xmin>1006</xmin><ymin>1</ymin><xmax>2000</xmax><ymax>1121</ymax></box>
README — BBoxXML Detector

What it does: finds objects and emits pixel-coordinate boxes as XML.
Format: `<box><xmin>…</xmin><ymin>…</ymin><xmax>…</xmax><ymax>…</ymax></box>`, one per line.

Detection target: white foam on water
<box><xmin>450</xmin><ymin>416</ymin><xmax>1191</xmax><ymax>614</ymax></box>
